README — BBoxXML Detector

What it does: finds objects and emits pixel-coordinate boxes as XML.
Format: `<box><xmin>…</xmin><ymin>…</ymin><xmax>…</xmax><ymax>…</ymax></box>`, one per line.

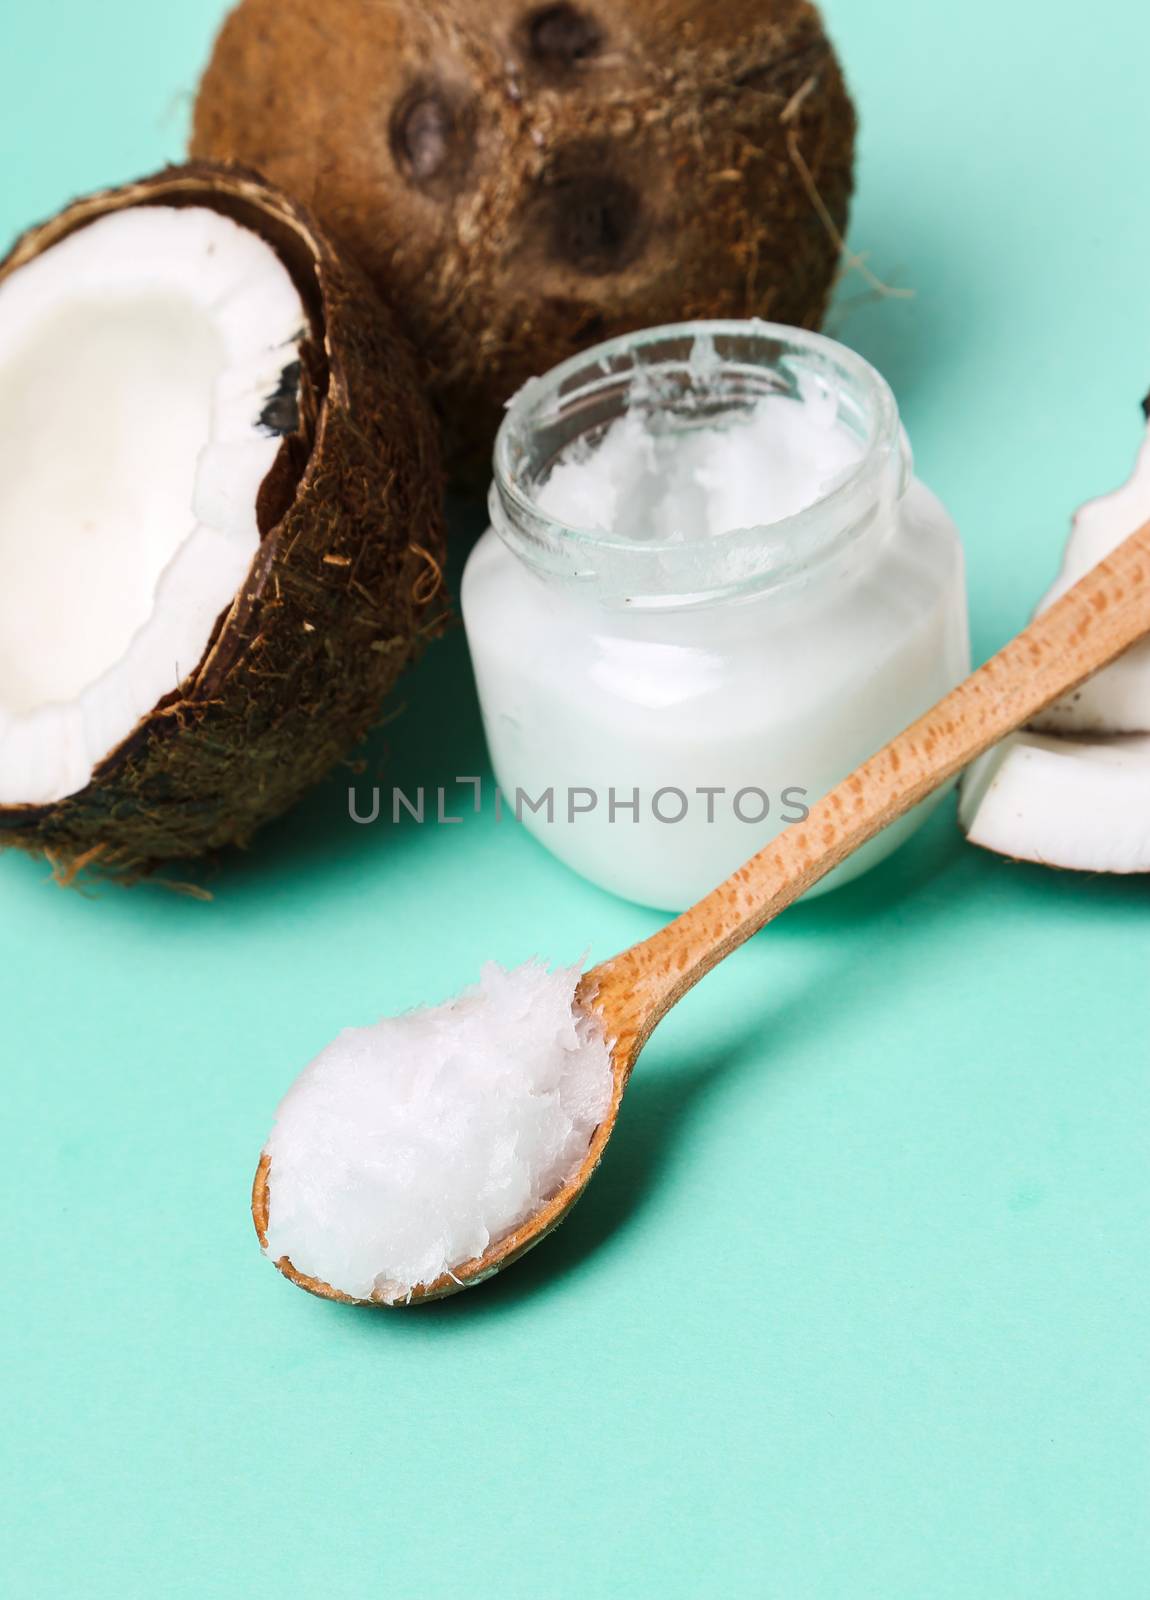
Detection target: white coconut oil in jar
<box><xmin>462</xmin><ymin>322</ymin><xmax>970</xmax><ymax>910</ymax></box>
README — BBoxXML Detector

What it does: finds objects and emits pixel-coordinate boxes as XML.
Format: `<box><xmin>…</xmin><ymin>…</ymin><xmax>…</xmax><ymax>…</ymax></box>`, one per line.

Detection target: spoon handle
<box><xmin>588</xmin><ymin>517</ymin><xmax>1150</xmax><ymax>1056</ymax></box>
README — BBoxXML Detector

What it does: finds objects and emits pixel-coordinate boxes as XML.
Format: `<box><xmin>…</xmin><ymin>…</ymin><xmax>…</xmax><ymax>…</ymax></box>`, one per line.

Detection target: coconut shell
<box><xmin>0</xmin><ymin>165</ymin><xmax>447</xmax><ymax>878</ymax></box>
<box><xmin>191</xmin><ymin>0</ymin><xmax>856</xmax><ymax>484</ymax></box>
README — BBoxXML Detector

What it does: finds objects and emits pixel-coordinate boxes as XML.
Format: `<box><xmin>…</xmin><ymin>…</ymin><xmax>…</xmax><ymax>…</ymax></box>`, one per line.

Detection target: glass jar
<box><xmin>462</xmin><ymin>321</ymin><xmax>969</xmax><ymax>911</ymax></box>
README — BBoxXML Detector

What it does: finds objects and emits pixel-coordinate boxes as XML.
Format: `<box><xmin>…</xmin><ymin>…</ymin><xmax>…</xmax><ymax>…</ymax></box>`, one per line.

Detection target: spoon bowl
<box><xmin>252</xmin><ymin>1053</ymin><xmax>626</xmax><ymax>1305</ymax></box>
<box><xmin>256</xmin><ymin>517</ymin><xmax>1150</xmax><ymax>1304</ymax></box>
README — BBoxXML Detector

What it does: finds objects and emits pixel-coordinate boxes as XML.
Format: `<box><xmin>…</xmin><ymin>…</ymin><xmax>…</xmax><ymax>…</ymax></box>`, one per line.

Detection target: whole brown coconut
<box><xmin>192</xmin><ymin>0</ymin><xmax>856</xmax><ymax>483</ymax></box>
<box><xmin>0</xmin><ymin>166</ymin><xmax>445</xmax><ymax>879</ymax></box>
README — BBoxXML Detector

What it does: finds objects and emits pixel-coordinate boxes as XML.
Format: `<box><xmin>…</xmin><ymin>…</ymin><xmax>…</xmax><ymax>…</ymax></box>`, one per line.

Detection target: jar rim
<box><xmin>490</xmin><ymin>319</ymin><xmax>904</xmax><ymax>604</ymax></box>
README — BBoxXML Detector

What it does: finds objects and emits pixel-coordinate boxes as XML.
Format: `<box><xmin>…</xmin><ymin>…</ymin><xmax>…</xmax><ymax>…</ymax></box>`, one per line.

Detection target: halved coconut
<box><xmin>0</xmin><ymin>165</ymin><xmax>445</xmax><ymax>877</ymax></box>
<box><xmin>960</xmin><ymin>732</ymin><xmax>1150</xmax><ymax>873</ymax></box>
<box><xmin>960</xmin><ymin>394</ymin><xmax>1150</xmax><ymax>873</ymax></box>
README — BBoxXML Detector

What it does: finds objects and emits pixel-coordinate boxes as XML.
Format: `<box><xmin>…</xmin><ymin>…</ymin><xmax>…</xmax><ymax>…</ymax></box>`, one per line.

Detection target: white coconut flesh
<box><xmin>960</xmin><ymin>732</ymin><xmax>1150</xmax><ymax>872</ymax></box>
<box><xmin>1030</xmin><ymin>422</ymin><xmax>1150</xmax><ymax>736</ymax></box>
<box><xmin>0</xmin><ymin>205</ymin><xmax>306</xmax><ymax>806</ymax></box>
<box><xmin>961</xmin><ymin>411</ymin><xmax>1150</xmax><ymax>871</ymax></box>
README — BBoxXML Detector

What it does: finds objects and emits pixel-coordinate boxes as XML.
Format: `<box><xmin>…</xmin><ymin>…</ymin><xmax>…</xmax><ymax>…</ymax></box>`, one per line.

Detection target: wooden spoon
<box><xmin>254</xmin><ymin>518</ymin><xmax>1150</xmax><ymax>1304</ymax></box>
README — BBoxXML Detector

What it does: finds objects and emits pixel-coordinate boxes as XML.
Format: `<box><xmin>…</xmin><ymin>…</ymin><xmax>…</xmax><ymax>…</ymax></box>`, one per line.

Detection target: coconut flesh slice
<box><xmin>960</xmin><ymin>732</ymin><xmax>1150</xmax><ymax>872</ymax></box>
<box><xmin>960</xmin><ymin>399</ymin><xmax>1150</xmax><ymax>871</ymax></box>
<box><xmin>0</xmin><ymin>204</ymin><xmax>306</xmax><ymax>807</ymax></box>
<box><xmin>1029</xmin><ymin>412</ymin><xmax>1150</xmax><ymax>735</ymax></box>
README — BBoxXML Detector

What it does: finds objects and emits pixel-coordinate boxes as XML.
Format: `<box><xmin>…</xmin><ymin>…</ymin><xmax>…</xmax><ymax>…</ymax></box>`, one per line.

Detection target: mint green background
<box><xmin>2</xmin><ymin>4</ymin><xmax>1148</xmax><ymax>1596</ymax></box>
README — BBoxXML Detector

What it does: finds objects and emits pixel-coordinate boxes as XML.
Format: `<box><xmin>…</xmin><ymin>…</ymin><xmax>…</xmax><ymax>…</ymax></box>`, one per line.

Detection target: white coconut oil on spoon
<box><xmin>259</xmin><ymin>960</ymin><xmax>612</xmax><ymax>1303</ymax></box>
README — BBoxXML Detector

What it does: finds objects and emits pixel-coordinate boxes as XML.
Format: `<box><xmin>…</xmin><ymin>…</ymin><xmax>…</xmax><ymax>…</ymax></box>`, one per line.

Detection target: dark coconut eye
<box><xmin>389</xmin><ymin>85</ymin><xmax>474</xmax><ymax>195</ymax></box>
<box><xmin>541</xmin><ymin>167</ymin><xmax>641</xmax><ymax>274</ymax></box>
<box><xmin>524</xmin><ymin>4</ymin><xmax>603</xmax><ymax>69</ymax></box>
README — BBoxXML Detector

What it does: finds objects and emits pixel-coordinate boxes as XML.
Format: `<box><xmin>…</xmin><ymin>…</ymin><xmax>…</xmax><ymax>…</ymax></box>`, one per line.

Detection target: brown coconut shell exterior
<box><xmin>0</xmin><ymin>165</ymin><xmax>446</xmax><ymax>877</ymax></box>
<box><xmin>191</xmin><ymin>0</ymin><xmax>856</xmax><ymax>484</ymax></box>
